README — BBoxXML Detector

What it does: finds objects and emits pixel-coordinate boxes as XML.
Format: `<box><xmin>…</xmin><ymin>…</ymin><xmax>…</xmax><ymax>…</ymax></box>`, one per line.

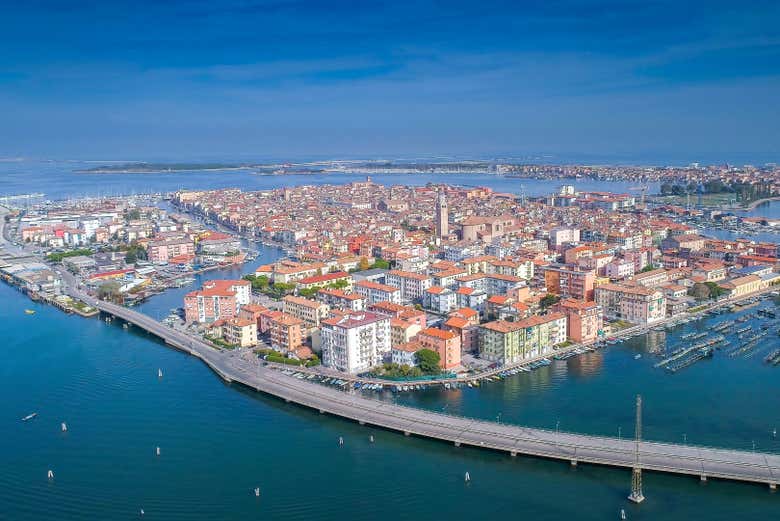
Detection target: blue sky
<box><xmin>1</xmin><ymin>0</ymin><xmax>778</xmax><ymax>163</ymax></box>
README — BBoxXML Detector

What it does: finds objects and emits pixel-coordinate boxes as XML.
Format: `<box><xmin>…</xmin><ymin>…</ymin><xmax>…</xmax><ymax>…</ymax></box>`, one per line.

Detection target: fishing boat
<box><xmin>24</xmin><ymin>309</ymin><xmax>35</xmax><ymax>315</ymax></box>
<box><xmin>21</xmin><ymin>412</ymin><xmax>38</xmax><ymax>422</ymax></box>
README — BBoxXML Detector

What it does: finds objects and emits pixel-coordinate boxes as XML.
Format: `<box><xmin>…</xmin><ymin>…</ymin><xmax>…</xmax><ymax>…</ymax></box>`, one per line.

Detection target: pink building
<box><xmin>183</xmin><ymin>279</ymin><xmax>251</xmax><ymax>323</ymax></box>
<box><xmin>416</xmin><ymin>327</ymin><xmax>462</xmax><ymax>370</ymax></box>
<box><xmin>148</xmin><ymin>238</ymin><xmax>195</xmax><ymax>264</ymax></box>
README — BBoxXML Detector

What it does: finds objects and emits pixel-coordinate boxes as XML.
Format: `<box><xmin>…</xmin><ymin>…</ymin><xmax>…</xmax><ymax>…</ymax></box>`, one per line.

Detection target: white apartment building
<box><xmin>355</xmin><ymin>280</ymin><xmax>402</xmax><ymax>305</ymax></box>
<box><xmin>385</xmin><ymin>270</ymin><xmax>432</xmax><ymax>302</ymax></box>
<box><xmin>320</xmin><ymin>312</ymin><xmax>391</xmax><ymax>374</ymax></box>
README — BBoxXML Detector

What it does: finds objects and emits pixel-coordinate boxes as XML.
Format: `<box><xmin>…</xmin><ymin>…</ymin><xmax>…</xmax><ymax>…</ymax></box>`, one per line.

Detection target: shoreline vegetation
<box><xmin>74</xmin><ymin>162</ymin><xmax>256</xmax><ymax>174</ymax></box>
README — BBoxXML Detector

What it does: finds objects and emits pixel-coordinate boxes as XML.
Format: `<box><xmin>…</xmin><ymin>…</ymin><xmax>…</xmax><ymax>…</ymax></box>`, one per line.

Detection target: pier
<box><xmin>69</xmin><ymin>287</ymin><xmax>780</xmax><ymax>491</ymax></box>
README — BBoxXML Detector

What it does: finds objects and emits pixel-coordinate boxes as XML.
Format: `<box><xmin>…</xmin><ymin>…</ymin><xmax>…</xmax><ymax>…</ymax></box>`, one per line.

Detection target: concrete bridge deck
<box><xmin>79</xmin><ymin>292</ymin><xmax>779</xmax><ymax>490</ymax></box>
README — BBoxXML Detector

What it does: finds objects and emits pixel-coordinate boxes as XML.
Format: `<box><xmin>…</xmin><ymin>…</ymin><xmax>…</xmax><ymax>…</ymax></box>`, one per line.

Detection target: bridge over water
<box><xmin>77</xmin><ymin>291</ymin><xmax>779</xmax><ymax>492</ymax></box>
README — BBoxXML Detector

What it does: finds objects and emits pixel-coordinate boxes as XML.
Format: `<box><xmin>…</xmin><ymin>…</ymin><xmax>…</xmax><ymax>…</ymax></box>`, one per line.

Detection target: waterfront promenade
<box><xmin>64</xmin><ymin>282</ymin><xmax>780</xmax><ymax>491</ymax></box>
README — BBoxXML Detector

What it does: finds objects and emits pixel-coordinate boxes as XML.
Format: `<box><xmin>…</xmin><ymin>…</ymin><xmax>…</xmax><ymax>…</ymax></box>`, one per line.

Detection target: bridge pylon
<box><xmin>628</xmin><ymin>394</ymin><xmax>645</xmax><ymax>503</ymax></box>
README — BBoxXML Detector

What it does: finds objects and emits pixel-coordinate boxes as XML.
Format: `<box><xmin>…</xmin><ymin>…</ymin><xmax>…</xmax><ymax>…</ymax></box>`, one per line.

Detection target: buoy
<box><xmin>464</xmin><ymin>471</ymin><xmax>470</xmax><ymax>482</ymax></box>
<box><xmin>254</xmin><ymin>487</ymin><xmax>260</xmax><ymax>497</ymax></box>
<box><xmin>369</xmin><ymin>435</ymin><xmax>374</xmax><ymax>443</ymax></box>
<box><xmin>61</xmin><ymin>422</ymin><xmax>67</xmax><ymax>432</ymax></box>
<box><xmin>621</xmin><ymin>508</ymin><xmax>627</xmax><ymax>520</ymax></box>
<box><xmin>47</xmin><ymin>470</ymin><xmax>54</xmax><ymax>479</ymax></box>
<box><xmin>158</xmin><ymin>369</ymin><xmax>163</xmax><ymax>378</ymax></box>
<box><xmin>156</xmin><ymin>446</ymin><xmax>161</xmax><ymax>456</ymax></box>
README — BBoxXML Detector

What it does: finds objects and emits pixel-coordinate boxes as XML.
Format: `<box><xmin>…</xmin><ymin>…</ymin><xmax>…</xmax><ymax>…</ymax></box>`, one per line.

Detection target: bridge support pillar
<box><xmin>570</xmin><ymin>460</ymin><xmax>578</xmax><ymax>467</ymax></box>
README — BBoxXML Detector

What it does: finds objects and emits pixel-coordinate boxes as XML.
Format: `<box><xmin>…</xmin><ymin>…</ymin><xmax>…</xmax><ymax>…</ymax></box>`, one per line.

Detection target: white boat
<box><xmin>464</xmin><ymin>471</ymin><xmax>471</xmax><ymax>482</ymax></box>
<box><xmin>61</xmin><ymin>422</ymin><xmax>67</xmax><ymax>432</ymax></box>
<box><xmin>21</xmin><ymin>413</ymin><xmax>37</xmax><ymax>422</ymax></box>
<box><xmin>158</xmin><ymin>369</ymin><xmax>163</xmax><ymax>378</ymax></box>
<box><xmin>254</xmin><ymin>487</ymin><xmax>260</xmax><ymax>497</ymax></box>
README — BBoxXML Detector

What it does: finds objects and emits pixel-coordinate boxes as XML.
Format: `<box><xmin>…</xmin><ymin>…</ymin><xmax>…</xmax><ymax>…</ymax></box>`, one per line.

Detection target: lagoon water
<box><xmin>1</xmin><ymin>160</ymin><xmax>780</xmax><ymax>519</ymax></box>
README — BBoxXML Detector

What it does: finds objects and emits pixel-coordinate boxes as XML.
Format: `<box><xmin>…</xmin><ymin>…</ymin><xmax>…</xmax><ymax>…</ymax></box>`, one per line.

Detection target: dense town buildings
<box><xmin>10</xmin><ymin>176</ymin><xmax>780</xmax><ymax>368</ymax></box>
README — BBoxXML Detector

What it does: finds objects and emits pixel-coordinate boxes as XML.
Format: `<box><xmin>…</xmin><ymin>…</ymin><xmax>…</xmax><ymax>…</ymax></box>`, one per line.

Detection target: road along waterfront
<box><xmin>67</xmin><ymin>278</ymin><xmax>780</xmax><ymax>490</ymax></box>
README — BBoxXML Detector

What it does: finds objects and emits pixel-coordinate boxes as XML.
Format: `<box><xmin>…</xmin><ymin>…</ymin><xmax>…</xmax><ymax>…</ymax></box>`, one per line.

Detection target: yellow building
<box><xmin>719</xmin><ymin>275</ymin><xmax>763</xmax><ymax>298</ymax></box>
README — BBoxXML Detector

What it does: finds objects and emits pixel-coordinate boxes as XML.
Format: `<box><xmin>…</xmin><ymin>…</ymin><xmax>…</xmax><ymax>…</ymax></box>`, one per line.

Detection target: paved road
<box><xmin>64</xmin><ymin>281</ymin><xmax>779</xmax><ymax>490</ymax></box>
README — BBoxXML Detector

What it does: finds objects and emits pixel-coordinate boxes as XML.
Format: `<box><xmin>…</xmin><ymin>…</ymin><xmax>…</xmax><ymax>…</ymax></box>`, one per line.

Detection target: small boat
<box><xmin>122</xmin><ymin>323</ymin><xmax>129</xmax><ymax>329</ymax></box>
<box><xmin>634</xmin><ymin>354</ymin><xmax>642</xmax><ymax>360</ymax></box>
<box><xmin>156</xmin><ymin>446</ymin><xmax>161</xmax><ymax>456</ymax></box>
<box><xmin>21</xmin><ymin>413</ymin><xmax>37</xmax><ymax>422</ymax></box>
<box><xmin>254</xmin><ymin>487</ymin><xmax>260</xmax><ymax>497</ymax></box>
<box><xmin>47</xmin><ymin>470</ymin><xmax>54</xmax><ymax>479</ymax></box>
<box><xmin>158</xmin><ymin>369</ymin><xmax>163</xmax><ymax>378</ymax></box>
<box><xmin>140</xmin><ymin>508</ymin><xmax>145</xmax><ymax>516</ymax></box>
<box><xmin>464</xmin><ymin>471</ymin><xmax>471</xmax><ymax>482</ymax></box>
<box><xmin>61</xmin><ymin>422</ymin><xmax>67</xmax><ymax>432</ymax></box>
<box><xmin>338</xmin><ymin>436</ymin><xmax>344</xmax><ymax>446</ymax></box>
<box><xmin>621</xmin><ymin>509</ymin><xmax>627</xmax><ymax>520</ymax></box>
<box><xmin>24</xmin><ymin>309</ymin><xmax>35</xmax><ymax>315</ymax></box>
<box><xmin>369</xmin><ymin>435</ymin><xmax>375</xmax><ymax>443</ymax></box>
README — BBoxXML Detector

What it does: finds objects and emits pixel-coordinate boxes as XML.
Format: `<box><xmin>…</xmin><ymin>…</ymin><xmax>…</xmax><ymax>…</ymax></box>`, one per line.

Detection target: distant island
<box><xmin>75</xmin><ymin>162</ymin><xmax>255</xmax><ymax>174</ymax></box>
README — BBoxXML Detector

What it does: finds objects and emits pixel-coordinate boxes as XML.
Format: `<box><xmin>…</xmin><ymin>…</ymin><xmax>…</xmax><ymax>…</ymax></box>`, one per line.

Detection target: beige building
<box><xmin>595</xmin><ymin>283</ymin><xmax>666</xmax><ymax>325</ymax></box>
<box><xmin>283</xmin><ymin>295</ymin><xmax>330</xmax><ymax>329</ymax></box>
<box><xmin>218</xmin><ymin>317</ymin><xmax>258</xmax><ymax>348</ymax></box>
<box><xmin>719</xmin><ymin>275</ymin><xmax>763</xmax><ymax>298</ymax></box>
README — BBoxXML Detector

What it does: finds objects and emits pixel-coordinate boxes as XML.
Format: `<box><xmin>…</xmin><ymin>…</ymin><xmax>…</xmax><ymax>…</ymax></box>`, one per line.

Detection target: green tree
<box><xmin>704</xmin><ymin>281</ymin><xmax>726</xmax><ymax>299</ymax></box>
<box><xmin>97</xmin><ymin>281</ymin><xmax>122</xmax><ymax>303</ymax></box>
<box><xmin>298</xmin><ymin>287</ymin><xmax>317</xmax><ymax>298</ymax></box>
<box><xmin>330</xmin><ymin>279</ymin><xmax>349</xmax><ymax>290</ymax></box>
<box><xmin>243</xmin><ymin>274</ymin><xmax>270</xmax><ymax>290</ymax></box>
<box><xmin>540</xmin><ymin>293</ymin><xmax>560</xmax><ymax>309</ymax></box>
<box><xmin>371</xmin><ymin>258</ymin><xmax>390</xmax><ymax>270</ymax></box>
<box><xmin>689</xmin><ymin>282</ymin><xmax>711</xmax><ymax>301</ymax></box>
<box><xmin>415</xmin><ymin>348</ymin><xmax>441</xmax><ymax>374</ymax></box>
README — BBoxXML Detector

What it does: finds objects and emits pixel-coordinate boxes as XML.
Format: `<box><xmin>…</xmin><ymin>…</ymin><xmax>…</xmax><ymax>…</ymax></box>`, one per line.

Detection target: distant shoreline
<box><xmin>75</xmin><ymin>166</ymin><xmax>254</xmax><ymax>174</ymax></box>
<box><xmin>743</xmin><ymin>196</ymin><xmax>780</xmax><ymax>211</ymax></box>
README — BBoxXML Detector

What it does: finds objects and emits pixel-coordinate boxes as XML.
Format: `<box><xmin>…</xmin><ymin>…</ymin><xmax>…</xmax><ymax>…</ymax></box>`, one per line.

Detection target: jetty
<box><xmin>68</xmin><ymin>287</ymin><xmax>780</xmax><ymax>491</ymax></box>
